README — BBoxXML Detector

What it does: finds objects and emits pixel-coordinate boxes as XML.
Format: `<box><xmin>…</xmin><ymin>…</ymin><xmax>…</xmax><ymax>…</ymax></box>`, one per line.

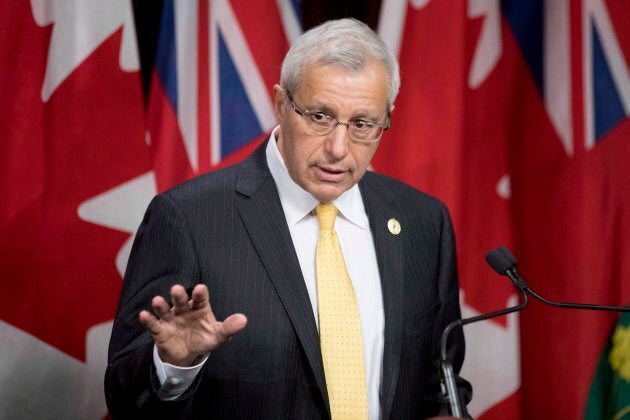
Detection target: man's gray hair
<box><xmin>280</xmin><ymin>18</ymin><xmax>400</xmax><ymax>111</ymax></box>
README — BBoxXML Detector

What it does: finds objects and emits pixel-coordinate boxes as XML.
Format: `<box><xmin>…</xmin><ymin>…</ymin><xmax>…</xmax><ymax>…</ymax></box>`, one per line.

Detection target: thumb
<box><xmin>221</xmin><ymin>313</ymin><xmax>248</xmax><ymax>337</ymax></box>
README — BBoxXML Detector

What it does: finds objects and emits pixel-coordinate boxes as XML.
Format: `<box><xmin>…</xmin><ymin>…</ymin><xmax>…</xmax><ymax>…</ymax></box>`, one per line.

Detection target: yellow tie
<box><xmin>315</xmin><ymin>203</ymin><xmax>368</xmax><ymax>419</ymax></box>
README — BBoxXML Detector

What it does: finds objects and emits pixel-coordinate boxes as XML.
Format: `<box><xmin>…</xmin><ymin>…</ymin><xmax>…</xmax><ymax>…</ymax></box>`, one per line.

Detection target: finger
<box><xmin>221</xmin><ymin>313</ymin><xmax>248</xmax><ymax>338</ymax></box>
<box><xmin>170</xmin><ymin>284</ymin><xmax>190</xmax><ymax>314</ymax></box>
<box><xmin>152</xmin><ymin>295</ymin><xmax>171</xmax><ymax>318</ymax></box>
<box><xmin>190</xmin><ymin>284</ymin><xmax>210</xmax><ymax>310</ymax></box>
<box><xmin>139</xmin><ymin>310</ymin><xmax>161</xmax><ymax>335</ymax></box>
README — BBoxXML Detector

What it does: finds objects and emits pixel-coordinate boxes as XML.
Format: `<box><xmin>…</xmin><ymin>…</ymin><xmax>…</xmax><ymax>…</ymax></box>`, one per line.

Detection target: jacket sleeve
<box><xmin>105</xmin><ymin>193</ymin><xmax>203</xmax><ymax>418</ymax></box>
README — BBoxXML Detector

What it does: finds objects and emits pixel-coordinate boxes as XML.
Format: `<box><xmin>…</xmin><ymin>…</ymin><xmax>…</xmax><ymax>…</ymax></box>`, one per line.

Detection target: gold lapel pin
<box><xmin>387</xmin><ymin>218</ymin><xmax>401</xmax><ymax>235</ymax></box>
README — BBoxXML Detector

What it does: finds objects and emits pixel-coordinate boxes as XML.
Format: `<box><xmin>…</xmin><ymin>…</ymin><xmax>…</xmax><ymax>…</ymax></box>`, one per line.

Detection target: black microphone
<box><xmin>439</xmin><ymin>273</ymin><xmax>529</xmax><ymax>417</ymax></box>
<box><xmin>486</xmin><ymin>247</ymin><xmax>630</xmax><ymax>312</ymax></box>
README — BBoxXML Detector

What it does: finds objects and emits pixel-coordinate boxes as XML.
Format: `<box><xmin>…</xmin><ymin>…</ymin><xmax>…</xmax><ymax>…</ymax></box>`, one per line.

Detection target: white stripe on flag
<box><xmin>377</xmin><ymin>0</ymin><xmax>407</xmax><ymax>58</ymax></box>
<box><xmin>175</xmin><ymin>0</ymin><xmax>200</xmax><ymax>171</ymax></box>
<box><xmin>276</xmin><ymin>0</ymin><xmax>302</xmax><ymax>44</ymax></box>
<box><xmin>544</xmin><ymin>0</ymin><xmax>573</xmax><ymax>155</ymax></box>
<box><xmin>215</xmin><ymin>0</ymin><xmax>277</xmax><ymax>139</ymax></box>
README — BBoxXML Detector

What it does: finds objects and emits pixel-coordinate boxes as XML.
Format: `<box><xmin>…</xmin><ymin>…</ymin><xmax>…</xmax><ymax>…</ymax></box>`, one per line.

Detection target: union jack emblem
<box><xmin>150</xmin><ymin>0</ymin><xmax>301</xmax><ymax>184</ymax></box>
<box><xmin>502</xmin><ymin>0</ymin><xmax>630</xmax><ymax>154</ymax></box>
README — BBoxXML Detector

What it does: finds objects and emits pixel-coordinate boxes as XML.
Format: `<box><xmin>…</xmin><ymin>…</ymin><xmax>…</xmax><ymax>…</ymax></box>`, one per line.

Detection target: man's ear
<box><xmin>273</xmin><ymin>84</ymin><xmax>285</xmax><ymax>122</ymax></box>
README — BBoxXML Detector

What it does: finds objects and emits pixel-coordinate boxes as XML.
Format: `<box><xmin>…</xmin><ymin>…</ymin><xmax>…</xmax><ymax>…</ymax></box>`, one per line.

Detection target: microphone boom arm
<box><xmin>525</xmin><ymin>287</ymin><xmax>629</xmax><ymax>312</ymax></box>
<box><xmin>439</xmin><ymin>288</ymin><xmax>529</xmax><ymax>417</ymax></box>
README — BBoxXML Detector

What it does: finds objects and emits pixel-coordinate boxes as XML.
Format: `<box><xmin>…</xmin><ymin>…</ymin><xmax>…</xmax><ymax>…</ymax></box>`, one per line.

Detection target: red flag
<box><xmin>509</xmin><ymin>1</ymin><xmax>630</xmax><ymax>417</ymax></box>
<box><xmin>378</xmin><ymin>2</ymin><xmax>519</xmax><ymax>417</ymax></box>
<box><xmin>0</xmin><ymin>1</ymin><xmax>150</xmax><ymax>417</ymax></box>
<box><xmin>377</xmin><ymin>0</ymin><xmax>630</xmax><ymax>418</ymax></box>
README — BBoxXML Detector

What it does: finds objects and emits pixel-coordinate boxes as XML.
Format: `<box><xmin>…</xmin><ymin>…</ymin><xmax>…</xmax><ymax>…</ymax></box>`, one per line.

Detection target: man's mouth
<box><xmin>320</xmin><ymin>166</ymin><xmax>343</xmax><ymax>174</ymax></box>
<box><xmin>315</xmin><ymin>165</ymin><xmax>347</xmax><ymax>181</ymax></box>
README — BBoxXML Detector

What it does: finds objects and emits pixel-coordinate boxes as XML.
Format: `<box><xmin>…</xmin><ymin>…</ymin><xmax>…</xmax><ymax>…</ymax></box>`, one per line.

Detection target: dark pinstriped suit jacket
<box><xmin>105</xmin><ymin>141</ymin><xmax>470</xmax><ymax>419</ymax></box>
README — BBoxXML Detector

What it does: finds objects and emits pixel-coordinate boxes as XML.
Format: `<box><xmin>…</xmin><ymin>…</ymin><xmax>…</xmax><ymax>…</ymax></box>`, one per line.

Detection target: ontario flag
<box><xmin>0</xmin><ymin>1</ymin><xmax>154</xmax><ymax>419</ymax></box>
<box><xmin>148</xmin><ymin>0</ymin><xmax>301</xmax><ymax>192</ymax></box>
<box><xmin>377</xmin><ymin>0</ymin><xmax>630</xmax><ymax>419</ymax></box>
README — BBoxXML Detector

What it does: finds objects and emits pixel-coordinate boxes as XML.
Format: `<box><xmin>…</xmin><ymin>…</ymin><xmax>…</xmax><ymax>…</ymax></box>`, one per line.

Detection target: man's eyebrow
<box><xmin>305</xmin><ymin>102</ymin><xmax>336</xmax><ymax>116</ymax></box>
<box><xmin>306</xmin><ymin>102</ymin><xmax>381</xmax><ymax>121</ymax></box>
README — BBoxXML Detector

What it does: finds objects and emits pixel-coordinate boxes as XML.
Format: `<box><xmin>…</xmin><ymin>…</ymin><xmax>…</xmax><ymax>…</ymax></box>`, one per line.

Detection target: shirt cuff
<box><xmin>153</xmin><ymin>345</ymin><xmax>209</xmax><ymax>400</ymax></box>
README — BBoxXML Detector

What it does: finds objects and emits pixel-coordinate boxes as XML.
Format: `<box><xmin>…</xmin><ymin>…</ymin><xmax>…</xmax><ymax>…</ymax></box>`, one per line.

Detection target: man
<box><xmin>106</xmin><ymin>18</ymin><xmax>471</xmax><ymax>419</ymax></box>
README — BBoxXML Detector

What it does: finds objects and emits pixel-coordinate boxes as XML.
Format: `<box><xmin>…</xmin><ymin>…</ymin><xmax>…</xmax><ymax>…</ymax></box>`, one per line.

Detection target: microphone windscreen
<box><xmin>496</xmin><ymin>246</ymin><xmax>517</xmax><ymax>265</ymax></box>
<box><xmin>485</xmin><ymin>249</ymin><xmax>512</xmax><ymax>274</ymax></box>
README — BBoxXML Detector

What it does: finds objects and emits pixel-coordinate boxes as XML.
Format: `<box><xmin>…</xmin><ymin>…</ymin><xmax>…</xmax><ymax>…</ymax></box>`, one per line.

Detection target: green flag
<box><xmin>585</xmin><ymin>312</ymin><xmax>630</xmax><ymax>420</ymax></box>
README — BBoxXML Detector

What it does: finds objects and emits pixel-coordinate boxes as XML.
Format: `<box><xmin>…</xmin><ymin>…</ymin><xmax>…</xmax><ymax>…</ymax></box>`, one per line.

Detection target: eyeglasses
<box><xmin>285</xmin><ymin>91</ymin><xmax>389</xmax><ymax>143</ymax></box>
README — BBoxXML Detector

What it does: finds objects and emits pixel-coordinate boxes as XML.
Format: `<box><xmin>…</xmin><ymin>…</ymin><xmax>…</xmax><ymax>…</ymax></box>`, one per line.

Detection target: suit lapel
<box><xmin>235</xmin><ymin>144</ymin><xmax>330</xmax><ymax>413</ymax></box>
<box><xmin>360</xmin><ymin>174</ymin><xmax>405</xmax><ymax>420</ymax></box>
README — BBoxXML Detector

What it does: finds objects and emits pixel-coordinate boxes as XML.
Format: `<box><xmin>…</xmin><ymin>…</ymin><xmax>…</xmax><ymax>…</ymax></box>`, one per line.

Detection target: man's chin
<box><xmin>309</xmin><ymin>184</ymin><xmax>346</xmax><ymax>203</ymax></box>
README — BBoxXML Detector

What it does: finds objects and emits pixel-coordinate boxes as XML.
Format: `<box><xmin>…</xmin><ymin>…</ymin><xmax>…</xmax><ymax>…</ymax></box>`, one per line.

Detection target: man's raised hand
<box><xmin>139</xmin><ymin>284</ymin><xmax>247</xmax><ymax>366</ymax></box>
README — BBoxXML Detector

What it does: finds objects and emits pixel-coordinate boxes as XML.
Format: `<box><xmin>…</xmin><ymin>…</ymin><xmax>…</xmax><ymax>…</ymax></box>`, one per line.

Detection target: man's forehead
<box><xmin>300</xmin><ymin>60</ymin><xmax>388</xmax><ymax>79</ymax></box>
<box><xmin>293</xmin><ymin>63</ymin><xmax>389</xmax><ymax>98</ymax></box>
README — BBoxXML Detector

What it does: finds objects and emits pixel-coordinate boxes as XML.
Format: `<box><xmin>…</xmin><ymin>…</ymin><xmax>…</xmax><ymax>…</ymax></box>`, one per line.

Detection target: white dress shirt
<box><xmin>155</xmin><ymin>128</ymin><xmax>385</xmax><ymax>419</ymax></box>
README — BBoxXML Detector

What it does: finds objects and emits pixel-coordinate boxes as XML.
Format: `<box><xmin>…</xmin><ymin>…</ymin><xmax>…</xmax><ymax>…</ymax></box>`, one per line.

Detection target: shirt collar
<box><xmin>266</xmin><ymin>126</ymin><xmax>369</xmax><ymax>229</ymax></box>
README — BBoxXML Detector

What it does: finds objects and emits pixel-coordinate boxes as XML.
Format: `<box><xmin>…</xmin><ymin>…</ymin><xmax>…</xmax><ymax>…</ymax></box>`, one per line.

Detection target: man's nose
<box><xmin>324</xmin><ymin>123</ymin><xmax>350</xmax><ymax>159</ymax></box>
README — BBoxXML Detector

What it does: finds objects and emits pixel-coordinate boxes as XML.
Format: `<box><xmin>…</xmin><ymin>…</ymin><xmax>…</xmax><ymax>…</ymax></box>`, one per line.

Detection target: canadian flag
<box><xmin>377</xmin><ymin>0</ymin><xmax>630</xmax><ymax>418</ymax></box>
<box><xmin>0</xmin><ymin>1</ymin><xmax>152</xmax><ymax>418</ymax></box>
